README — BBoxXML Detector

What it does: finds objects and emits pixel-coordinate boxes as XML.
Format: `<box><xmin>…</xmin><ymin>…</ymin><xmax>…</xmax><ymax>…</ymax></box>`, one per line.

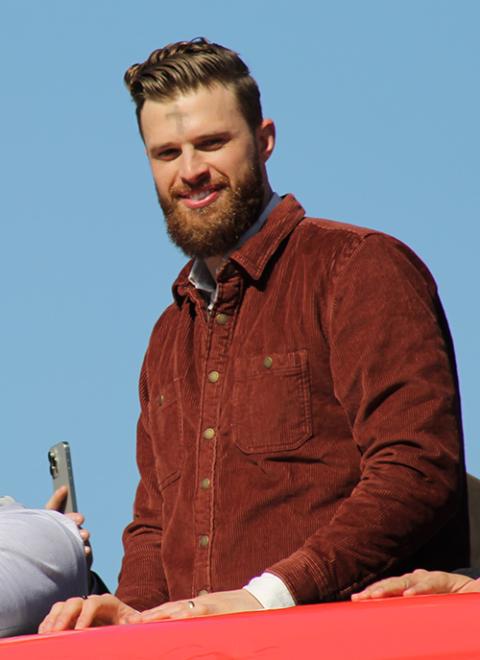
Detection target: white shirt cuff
<box><xmin>243</xmin><ymin>572</ymin><xmax>295</xmax><ymax>609</ymax></box>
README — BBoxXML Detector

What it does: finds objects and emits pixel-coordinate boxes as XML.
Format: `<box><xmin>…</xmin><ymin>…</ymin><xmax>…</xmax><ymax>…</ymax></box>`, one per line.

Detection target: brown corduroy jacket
<box><xmin>116</xmin><ymin>195</ymin><xmax>468</xmax><ymax>610</ymax></box>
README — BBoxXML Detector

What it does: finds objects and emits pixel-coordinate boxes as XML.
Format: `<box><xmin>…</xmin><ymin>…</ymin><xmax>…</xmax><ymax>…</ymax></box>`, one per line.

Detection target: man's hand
<box><xmin>351</xmin><ymin>568</ymin><xmax>479</xmax><ymax>600</ymax></box>
<box><xmin>125</xmin><ymin>589</ymin><xmax>262</xmax><ymax>624</ymax></box>
<box><xmin>38</xmin><ymin>594</ymin><xmax>137</xmax><ymax>633</ymax></box>
<box><xmin>45</xmin><ymin>486</ymin><xmax>91</xmax><ymax>559</ymax></box>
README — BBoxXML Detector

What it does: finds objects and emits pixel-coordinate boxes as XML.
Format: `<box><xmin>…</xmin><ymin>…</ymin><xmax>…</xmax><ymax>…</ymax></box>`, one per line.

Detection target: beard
<box><xmin>157</xmin><ymin>153</ymin><xmax>266</xmax><ymax>259</ymax></box>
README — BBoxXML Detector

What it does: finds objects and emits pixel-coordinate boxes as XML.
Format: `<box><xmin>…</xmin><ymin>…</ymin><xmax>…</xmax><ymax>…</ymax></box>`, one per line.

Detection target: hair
<box><xmin>124</xmin><ymin>38</ymin><xmax>263</xmax><ymax>137</ymax></box>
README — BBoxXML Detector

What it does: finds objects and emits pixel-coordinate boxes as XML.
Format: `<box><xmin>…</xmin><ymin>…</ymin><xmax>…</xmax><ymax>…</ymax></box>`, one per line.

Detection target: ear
<box><xmin>256</xmin><ymin>119</ymin><xmax>275</xmax><ymax>163</ymax></box>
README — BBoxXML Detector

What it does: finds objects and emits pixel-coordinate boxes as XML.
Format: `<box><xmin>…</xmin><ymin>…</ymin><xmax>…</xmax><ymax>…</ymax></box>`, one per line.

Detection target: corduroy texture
<box><xmin>116</xmin><ymin>195</ymin><xmax>468</xmax><ymax>610</ymax></box>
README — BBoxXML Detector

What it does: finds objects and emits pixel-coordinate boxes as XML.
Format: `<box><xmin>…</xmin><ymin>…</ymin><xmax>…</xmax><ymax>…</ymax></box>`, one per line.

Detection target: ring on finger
<box><xmin>187</xmin><ymin>600</ymin><xmax>195</xmax><ymax>609</ymax></box>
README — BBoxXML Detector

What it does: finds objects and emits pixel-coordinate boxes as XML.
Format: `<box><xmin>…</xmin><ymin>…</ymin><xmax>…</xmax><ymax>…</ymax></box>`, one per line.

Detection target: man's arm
<box><xmin>265</xmin><ymin>234</ymin><xmax>466</xmax><ymax>603</ymax></box>
<box><xmin>115</xmin><ymin>361</ymin><xmax>170</xmax><ymax>611</ymax></box>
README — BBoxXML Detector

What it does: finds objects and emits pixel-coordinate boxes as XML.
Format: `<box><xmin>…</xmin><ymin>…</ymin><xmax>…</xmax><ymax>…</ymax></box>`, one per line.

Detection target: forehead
<box><xmin>140</xmin><ymin>84</ymin><xmax>248</xmax><ymax>145</ymax></box>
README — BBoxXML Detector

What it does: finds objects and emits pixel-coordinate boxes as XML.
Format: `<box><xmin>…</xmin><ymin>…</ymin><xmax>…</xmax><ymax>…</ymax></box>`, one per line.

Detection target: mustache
<box><xmin>169</xmin><ymin>176</ymin><xmax>230</xmax><ymax>200</ymax></box>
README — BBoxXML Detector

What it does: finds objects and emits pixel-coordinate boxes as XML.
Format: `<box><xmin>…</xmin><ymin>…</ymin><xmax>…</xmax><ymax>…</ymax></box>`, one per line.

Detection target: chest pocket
<box><xmin>232</xmin><ymin>350</ymin><xmax>312</xmax><ymax>454</ymax></box>
<box><xmin>148</xmin><ymin>378</ymin><xmax>184</xmax><ymax>489</ymax></box>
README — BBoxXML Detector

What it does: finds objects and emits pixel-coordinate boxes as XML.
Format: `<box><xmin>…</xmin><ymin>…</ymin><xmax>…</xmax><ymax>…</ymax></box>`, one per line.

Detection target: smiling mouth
<box><xmin>177</xmin><ymin>186</ymin><xmax>223</xmax><ymax>209</ymax></box>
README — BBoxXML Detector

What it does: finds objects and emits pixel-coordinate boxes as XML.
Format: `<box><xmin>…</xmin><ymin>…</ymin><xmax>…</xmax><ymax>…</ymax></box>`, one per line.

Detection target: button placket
<box><xmin>192</xmin><ymin>283</ymin><xmax>238</xmax><ymax>595</ymax></box>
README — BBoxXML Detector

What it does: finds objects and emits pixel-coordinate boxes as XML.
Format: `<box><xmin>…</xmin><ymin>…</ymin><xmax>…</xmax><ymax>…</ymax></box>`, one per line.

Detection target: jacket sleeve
<box><xmin>267</xmin><ymin>233</ymin><xmax>466</xmax><ymax>603</ymax></box>
<box><xmin>115</xmin><ymin>358</ymin><xmax>169</xmax><ymax>611</ymax></box>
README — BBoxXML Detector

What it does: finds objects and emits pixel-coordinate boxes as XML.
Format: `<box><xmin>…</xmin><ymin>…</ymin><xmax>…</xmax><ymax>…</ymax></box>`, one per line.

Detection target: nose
<box><xmin>179</xmin><ymin>150</ymin><xmax>209</xmax><ymax>186</ymax></box>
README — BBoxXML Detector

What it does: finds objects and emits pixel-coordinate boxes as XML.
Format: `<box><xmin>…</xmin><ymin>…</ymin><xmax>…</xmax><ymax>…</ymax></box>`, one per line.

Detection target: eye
<box><xmin>154</xmin><ymin>148</ymin><xmax>180</xmax><ymax>161</ymax></box>
<box><xmin>197</xmin><ymin>136</ymin><xmax>228</xmax><ymax>151</ymax></box>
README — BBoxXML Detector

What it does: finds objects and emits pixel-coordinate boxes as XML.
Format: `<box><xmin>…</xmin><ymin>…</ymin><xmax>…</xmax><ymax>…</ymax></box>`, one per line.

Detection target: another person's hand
<box><xmin>126</xmin><ymin>589</ymin><xmax>262</xmax><ymax>624</ymax></box>
<box><xmin>38</xmin><ymin>594</ymin><xmax>136</xmax><ymax>632</ymax></box>
<box><xmin>45</xmin><ymin>486</ymin><xmax>91</xmax><ymax>559</ymax></box>
<box><xmin>352</xmin><ymin>568</ymin><xmax>479</xmax><ymax>600</ymax></box>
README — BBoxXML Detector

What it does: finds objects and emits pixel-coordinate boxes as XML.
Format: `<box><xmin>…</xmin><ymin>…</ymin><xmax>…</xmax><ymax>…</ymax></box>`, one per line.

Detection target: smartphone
<box><xmin>48</xmin><ymin>441</ymin><xmax>78</xmax><ymax>513</ymax></box>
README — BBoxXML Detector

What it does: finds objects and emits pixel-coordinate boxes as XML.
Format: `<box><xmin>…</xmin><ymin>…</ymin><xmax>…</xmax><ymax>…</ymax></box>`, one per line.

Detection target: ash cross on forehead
<box><xmin>166</xmin><ymin>106</ymin><xmax>187</xmax><ymax>133</ymax></box>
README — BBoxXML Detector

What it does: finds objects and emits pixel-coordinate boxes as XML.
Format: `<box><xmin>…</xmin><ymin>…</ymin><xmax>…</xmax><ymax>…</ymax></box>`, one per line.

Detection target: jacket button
<box><xmin>203</xmin><ymin>428</ymin><xmax>215</xmax><ymax>440</ymax></box>
<box><xmin>200</xmin><ymin>478</ymin><xmax>211</xmax><ymax>490</ymax></box>
<box><xmin>208</xmin><ymin>370</ymin><xmax>220</xmax><ymax>383</ymax></box>
<box><xmin>263</xmin><ymin>356</ymin><xmax>273</xmax><ymax>368</ymax></box>
<box><xmin>199</xmin><ymin>535</ymin><xmax>209</xmax><ymax>548</ymax></box>
<box><xmin>198</xmin><ymin>589</ymin><xmax>209</xmax><ymax>596</ymax></box>
<box><xmin>215</xmin><ymin>313</ymin><xmax>229</xmax><ymax>325</ymax></box>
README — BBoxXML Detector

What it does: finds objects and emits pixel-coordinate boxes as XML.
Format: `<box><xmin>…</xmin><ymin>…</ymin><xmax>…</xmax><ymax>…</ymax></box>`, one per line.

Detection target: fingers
<box><xmin>128</xmin><ymin>589</ymin><xmax>261</xmax><ymax>624</ymax></box>
<box><xmin>39</xmin><ymin>597</ymin><xmax>87</xmax><ymax>633</ymax></box>
<box><xmin>79</xmin><ymin>528</ymin><xmax>91</xmax><ymax>544</ymax></box>
<box><xmin>65</xmin><ymin>512</ymin><xmax>85</xmax><ymax>526</ymax></box>
<box><xmin>127</xmin><ymin>600</ymin><xmax>208</xmax><ymax>624</ymax></box>
<box><xmin>139</xmin><ymin>601</ymin><xmax>196</xmax><ymax>621</ymax></box>
<box><xmin>404</xmin><ymin>569</ymin><xmax>474</xmax><ymax>596</ymax></box>
<box><xmin>39</xmin><ymin>595</ymin><xmax>129</xmax><ymax>633</ymax></box>
<box><xmin>352</xmin><ymin>572</ymin><xmax>422</xmax><ymax>601</ymax></box>
<box><xmin>72</xmin><ymin>596</ymin><xmax>108</xmax><ymax>629</ymax></box>
<box><xmin>64</xmin><ymin>512</ymin><xmax>91</xmax><ymax>557</ymax></box>
<box><xmin>45</xmin><ymin>486</ymin><xmax>68</xmax><ymax>511</ymax></box>
<box><xmin>351</xmin><ymin>568</ymin><xmax>467</xmax><ymax>601</ymax></box>
<box><xmin>401</xmin><ymin>568</ymin><xmax>434</xmax><ymax>595</ymax></box>
<box><xmin>78</xmin><ymin>529</ymin><xmax>92</xmax><ymax>557</ymax></box>
<box><xmin>122</xmin><ymin>610</ymin><xmax>142</xmax><ymax>625</ymax></box>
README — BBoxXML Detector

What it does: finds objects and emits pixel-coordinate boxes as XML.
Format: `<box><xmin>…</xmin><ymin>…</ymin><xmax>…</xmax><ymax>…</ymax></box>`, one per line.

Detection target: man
<box><xmin>40</xmin><ymin>38</ymin><xmax>468</xmax><ymax>632</ymax></box>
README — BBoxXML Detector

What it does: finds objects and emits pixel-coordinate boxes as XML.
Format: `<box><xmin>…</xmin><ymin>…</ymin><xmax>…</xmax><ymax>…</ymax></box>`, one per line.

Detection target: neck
<box><xmin>204</xmin><ymin>255</ymin><xmax>226</xmax><ymax>280</ymax></box>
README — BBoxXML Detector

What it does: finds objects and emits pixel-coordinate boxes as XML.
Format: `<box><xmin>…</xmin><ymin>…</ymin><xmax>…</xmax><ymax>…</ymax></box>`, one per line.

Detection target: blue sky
<box><xmin>1</xmin><ymin>0</ymin><xmax>478</xmax><ymax>590</ymax></box>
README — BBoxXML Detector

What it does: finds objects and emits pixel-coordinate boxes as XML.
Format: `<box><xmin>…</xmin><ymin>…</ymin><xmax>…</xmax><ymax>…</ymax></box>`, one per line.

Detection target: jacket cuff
<box><xmin>267</xmin><ymin>549</ymin><xmax>333</xmax><ymax>604</ymax></box>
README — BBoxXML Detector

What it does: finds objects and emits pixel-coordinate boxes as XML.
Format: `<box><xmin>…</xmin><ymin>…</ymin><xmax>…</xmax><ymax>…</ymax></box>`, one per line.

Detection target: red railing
<box><xmin>1</xmin><ymin>593</ymin><xmax>479</xmax><ymax>659</ymax></box>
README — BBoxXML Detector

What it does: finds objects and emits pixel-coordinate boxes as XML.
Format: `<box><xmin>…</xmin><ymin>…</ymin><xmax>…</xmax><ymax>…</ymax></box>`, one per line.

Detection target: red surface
<box><xmin>1</xmin><ymin>594</ymin><xmax>479</xmax><ymax>659</ymax></box>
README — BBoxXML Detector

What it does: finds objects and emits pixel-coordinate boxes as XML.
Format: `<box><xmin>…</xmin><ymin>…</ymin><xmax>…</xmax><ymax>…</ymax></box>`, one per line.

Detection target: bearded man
<box><xmin>40</xmin><ymin>38</ymin><xmax>468</xmax><ymax>632</ymax></box>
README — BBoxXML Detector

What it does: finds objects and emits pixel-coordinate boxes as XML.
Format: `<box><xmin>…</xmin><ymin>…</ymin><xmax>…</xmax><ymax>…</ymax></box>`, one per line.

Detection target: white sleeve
<box><xmin>0</xmin><ymin>501</ymin><xmax>88</xmax><ymax>637</ymax></box>
<box><xmin>243</xmin><ymin>572</ymin><xmax>296</xmax><ymax>609</ymax></box>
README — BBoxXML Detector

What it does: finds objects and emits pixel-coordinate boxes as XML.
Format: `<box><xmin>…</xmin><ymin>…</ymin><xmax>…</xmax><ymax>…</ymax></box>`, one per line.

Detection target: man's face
<box><xmin>141</xmin><ymin>84</ymin><xmax>274</xmax><ymax>258</ymax></box>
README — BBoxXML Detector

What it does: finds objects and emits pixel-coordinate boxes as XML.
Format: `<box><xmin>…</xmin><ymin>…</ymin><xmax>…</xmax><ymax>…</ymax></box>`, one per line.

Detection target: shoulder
<box><xmin>296</xmin><ymin>215</ymin><xmax>397</xmax><ymax>251</ymax></box>
<box><xmin>292</xmin><ymin>216</ymin><xmax>434</xmax><ymax>285</ymax></box>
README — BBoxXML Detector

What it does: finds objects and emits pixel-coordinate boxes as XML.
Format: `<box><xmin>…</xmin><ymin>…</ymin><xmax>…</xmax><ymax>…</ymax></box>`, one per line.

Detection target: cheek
<box><xmin>213</xmin><ymin>149</ymin><xmax>254</xmax><ymax>181</ymax></box>
<box><xmin>151</xmin><ymin>164</ymin><xmax>174</xmax><ymax>196</ymax></box>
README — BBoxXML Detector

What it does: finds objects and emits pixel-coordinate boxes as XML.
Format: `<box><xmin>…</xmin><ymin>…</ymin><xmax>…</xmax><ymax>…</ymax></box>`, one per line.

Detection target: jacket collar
<box><xmin>227</xmin><ymin>194</ymin><xmax>305</xmax><ymax>281</ymax></box>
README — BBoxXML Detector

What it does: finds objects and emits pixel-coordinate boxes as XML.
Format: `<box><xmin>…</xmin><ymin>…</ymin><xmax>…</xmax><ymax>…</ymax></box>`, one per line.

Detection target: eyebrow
<box><xmin>148</xmin><ymin>142</ymin><xmax>177</xmax><ymax>156</ymax></box>
<box><xmin>148</xmin><ymin>131</ymin><xmax>232</xmax><ymax>156</ymax></box>
<box><xmin>193</xmin><ymin>131</ymin><xmax>231</xmax><ymax>144</ymax></box>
